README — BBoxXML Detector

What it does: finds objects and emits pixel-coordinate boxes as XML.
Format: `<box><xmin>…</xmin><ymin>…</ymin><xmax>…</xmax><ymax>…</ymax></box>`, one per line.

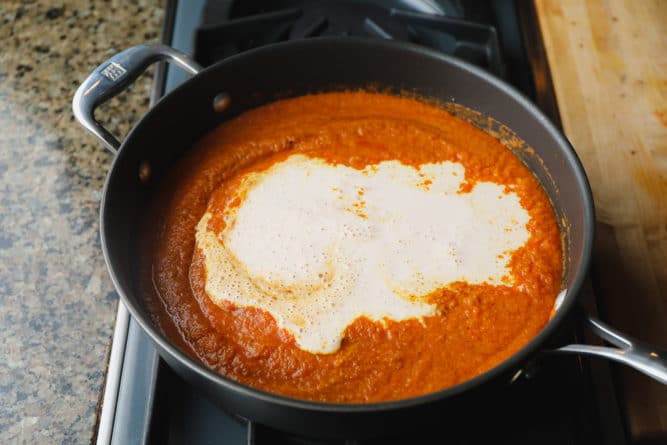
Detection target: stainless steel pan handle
<box><xmin>72</xmin><ymin>44</ymin><xmax>202</xmax><ymax>154</ymax></box>
<box><xmin>553</xmin><ymin>314</ymin><xmax>667</xmax><ymax>384</ymax></box>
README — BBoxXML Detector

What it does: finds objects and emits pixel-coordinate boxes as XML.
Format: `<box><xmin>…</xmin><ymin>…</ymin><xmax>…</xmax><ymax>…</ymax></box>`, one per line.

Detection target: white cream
<box><xmin>196</xmin><ymin>154</ymin><xmax>530</xmax><ymax>354</ymax></box>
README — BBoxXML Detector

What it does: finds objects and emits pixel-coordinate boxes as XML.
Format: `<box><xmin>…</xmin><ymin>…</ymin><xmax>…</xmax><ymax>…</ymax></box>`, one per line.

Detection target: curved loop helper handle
<box><xmin>72</xmin><ymin>44</ymin><xmax>202</xmax><ymax>154</ymax></box>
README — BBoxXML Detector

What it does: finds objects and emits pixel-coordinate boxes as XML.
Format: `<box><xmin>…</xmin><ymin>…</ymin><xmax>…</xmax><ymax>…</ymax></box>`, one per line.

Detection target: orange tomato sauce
<box><xmin>141</xmin><ymin>92</ymin><xmax>562</xmax><ymax>403</ymax></box>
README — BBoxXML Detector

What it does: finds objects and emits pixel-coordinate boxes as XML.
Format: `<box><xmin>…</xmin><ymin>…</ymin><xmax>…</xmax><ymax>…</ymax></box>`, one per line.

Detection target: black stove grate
<box><xmin>194</xmin><ymin>0</ymin><xmax>504</xmax><ymax>77</ymax></box>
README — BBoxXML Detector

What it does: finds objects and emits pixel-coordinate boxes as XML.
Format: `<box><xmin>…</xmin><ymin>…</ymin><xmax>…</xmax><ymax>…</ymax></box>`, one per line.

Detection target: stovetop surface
<box><xmin>104</xmin><ymin>1</ymin><xmax>626</xmax><ymax>444</ymax></box>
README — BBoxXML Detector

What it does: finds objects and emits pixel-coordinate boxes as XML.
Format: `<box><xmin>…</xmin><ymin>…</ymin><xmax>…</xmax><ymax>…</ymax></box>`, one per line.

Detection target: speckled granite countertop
<box><xmin>0</xmin><ymin>1</ymin><xmax>163</xmax><ymax>443</ymax></box>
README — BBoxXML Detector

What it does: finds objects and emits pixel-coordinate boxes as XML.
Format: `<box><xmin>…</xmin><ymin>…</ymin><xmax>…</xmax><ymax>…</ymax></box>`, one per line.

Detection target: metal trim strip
<box><xmin>95</xmin><ymin>303</ymin><xmax>130</xmax><ymax>445</ymax></box>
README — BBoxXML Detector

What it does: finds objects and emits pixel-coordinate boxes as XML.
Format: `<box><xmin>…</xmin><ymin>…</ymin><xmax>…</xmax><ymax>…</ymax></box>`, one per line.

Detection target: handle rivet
<box><xmin>213</xmin><ymin>92</ymin><xmax>231</xmax><ymax>113</ymax></box>
<box><xmin>139</xmin><ymin>161</ymin><xmax>151</xmax><ymax>183</ymax></box>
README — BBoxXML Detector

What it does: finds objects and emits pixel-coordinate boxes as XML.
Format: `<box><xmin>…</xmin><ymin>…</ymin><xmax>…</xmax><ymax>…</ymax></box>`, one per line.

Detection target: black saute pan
<box><xmin>73</xmin><ymin>38</ymin><xmax>667</xmax><ymax>438</ymax></box>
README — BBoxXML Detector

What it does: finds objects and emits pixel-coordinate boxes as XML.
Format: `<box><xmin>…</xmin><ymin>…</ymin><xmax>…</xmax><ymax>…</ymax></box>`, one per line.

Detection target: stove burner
<box><xmin>194</xmin><ymin>0</ymin><xmax>503</xmax><ymax>76</ymax></box>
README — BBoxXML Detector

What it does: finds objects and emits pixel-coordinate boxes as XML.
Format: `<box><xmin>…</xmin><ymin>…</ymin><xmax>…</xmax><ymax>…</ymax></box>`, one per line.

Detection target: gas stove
<box><xmin>95</xmin><ymin>1</ymin><xmax>627</xmax><ymax>444</ymax></box>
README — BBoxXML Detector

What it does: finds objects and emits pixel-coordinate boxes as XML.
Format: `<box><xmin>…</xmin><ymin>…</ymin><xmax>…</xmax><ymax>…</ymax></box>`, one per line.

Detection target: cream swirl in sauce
<box><xmin>196</xmin><ymin>154</ymin><xmax>530</xmax><ymax>354</ymax></box>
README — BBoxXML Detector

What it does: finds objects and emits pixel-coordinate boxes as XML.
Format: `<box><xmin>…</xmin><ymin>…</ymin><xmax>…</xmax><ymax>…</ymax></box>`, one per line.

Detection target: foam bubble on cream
<box><xmin>196</xmin><ymin>154</ymin><xmax>530</xmax><ymax>354</ymax></box>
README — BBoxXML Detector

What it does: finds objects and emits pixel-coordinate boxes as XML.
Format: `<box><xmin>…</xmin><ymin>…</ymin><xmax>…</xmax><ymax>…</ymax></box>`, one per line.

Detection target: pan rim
<box><xmin>100</xmin><ymin>36</ymin><xmax>595</xmax><ymax>413</ymax></box>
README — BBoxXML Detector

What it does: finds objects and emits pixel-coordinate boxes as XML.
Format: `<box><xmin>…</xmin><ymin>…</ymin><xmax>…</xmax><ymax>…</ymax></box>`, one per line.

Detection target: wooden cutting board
<box><xmin>534</xmin><ymin>0</ymin><xmax>667</xmax><ymax>440</ymax></box>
